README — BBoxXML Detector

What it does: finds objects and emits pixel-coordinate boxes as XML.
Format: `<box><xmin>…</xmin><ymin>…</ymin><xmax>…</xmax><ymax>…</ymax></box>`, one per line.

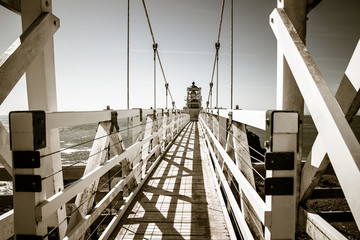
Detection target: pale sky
<box><xmin>0</xmin><ymin>0</ymin><xmax>359</xmax><ymax>115</ymax></box>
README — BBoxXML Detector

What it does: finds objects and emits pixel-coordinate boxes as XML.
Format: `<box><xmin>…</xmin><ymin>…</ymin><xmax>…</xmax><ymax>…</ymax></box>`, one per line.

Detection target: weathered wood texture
<box><xmin>271</xmin><ymin>8</ymin><xmax>360</xmax><ymax>228</ymax></box>
<box><xmin>0</xmin><ymin>0</ymin><xmax>20</xmax><ymax>14</ymax></box>
<box><xmin>0</xmin><ymin>12</ymin><xmax>59</xmax><ymax>105</ymax></box>
<box><xmin>300</xmin><ymin>40</ymin><xmax>360</xmax><ymax>202</ymax></box>
<box><xmin>109</xmin><ymin>122</ymin><xmax>231</xmax><ymax>240</ymax></box>
<box><xmin>0</xmin><ymin>123</ymin><xmax>11</xmax><ymax>175</ymax></box>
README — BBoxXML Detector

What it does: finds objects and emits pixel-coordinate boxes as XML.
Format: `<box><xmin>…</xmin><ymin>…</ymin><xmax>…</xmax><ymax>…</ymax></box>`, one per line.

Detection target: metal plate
<box><xmin>265</xmin><ymin>177</ymin><xmax>293</xmax><ymax>195</ymax></box>
<box><xmin>265</xmin><ymin>152</ymin><xmax>294</xmax><ymax>170</ymax></box>
<box><xmin>33</xmin><ymin>111</ymin><xmax>46</xmax><ymax>150</ymax></box>
<box><xmin>15</xmin><ymin>175</ymin><xmax>42</xmax><ymax>192</ymax></box>
<box><xmin>13</xmin><ymin>151</ymin><xmax>40</xmax><ymax>168</ymax></box>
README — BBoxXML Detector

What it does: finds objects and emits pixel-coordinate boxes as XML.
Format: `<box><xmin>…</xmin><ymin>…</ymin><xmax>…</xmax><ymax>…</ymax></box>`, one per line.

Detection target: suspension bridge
<box><xmin>0</xmin><ymin>0</ymin><xmax>360</xmax><ymax>239</ymax></box>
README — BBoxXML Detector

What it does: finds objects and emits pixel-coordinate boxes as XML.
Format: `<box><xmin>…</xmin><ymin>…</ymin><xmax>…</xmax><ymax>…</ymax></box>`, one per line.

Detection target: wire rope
<box><xmin>141</xmin><ymin>0</ymin><xmax>177</xmax><ymax>109</ymax></box>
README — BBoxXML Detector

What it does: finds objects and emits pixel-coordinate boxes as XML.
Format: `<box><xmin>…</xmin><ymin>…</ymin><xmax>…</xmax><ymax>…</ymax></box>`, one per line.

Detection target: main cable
<box><xmin>207</xmin><ymin>0</ymin><xmax>226</xmax><ymax>108</ymax></box>
<box><xmin>141</xmin><ymin>0</ymin><xmax>177</xmax><ymax>109</ymax></box>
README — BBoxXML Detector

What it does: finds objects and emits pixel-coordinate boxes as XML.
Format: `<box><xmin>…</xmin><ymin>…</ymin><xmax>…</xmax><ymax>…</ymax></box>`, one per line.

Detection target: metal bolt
<box><xmin>271</xmin><ymin>18</ymin><xmax>274</xmax><ymax>24</ymax></box>
<box><xmin>45</xmin><ymin>0</ymin><xmax>50</xmax><ymax>7</ymax></box>
<box><xmin>266</xmin><ymin>118</ymin><xmax>270</xmax><ymax>126</ymax></box>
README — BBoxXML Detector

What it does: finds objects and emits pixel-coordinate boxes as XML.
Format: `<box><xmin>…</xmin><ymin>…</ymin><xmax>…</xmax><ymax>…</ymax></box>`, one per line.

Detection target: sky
<box><xmin>0</xmin><ymin>0</ymin><xmax>359</xmax><ymax>115</ymax></box>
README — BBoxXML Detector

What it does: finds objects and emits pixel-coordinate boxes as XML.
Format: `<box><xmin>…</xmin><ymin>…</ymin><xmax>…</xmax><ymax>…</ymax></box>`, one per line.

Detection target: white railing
<box><xmin>199</xmin><ymin>109</ymin><xmax>298</xmax><ymax>239</ymax></box>
<box><xmin>3</xmin><ymin>108</ymin><xmax>189</xmax><ymax>240</ymax></box>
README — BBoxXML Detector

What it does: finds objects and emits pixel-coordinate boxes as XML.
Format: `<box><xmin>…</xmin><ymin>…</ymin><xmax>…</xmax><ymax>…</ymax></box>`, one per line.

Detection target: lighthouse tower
<box><xmin>186</xmin><ymin>82</ymin><xmax>202</xmax><ymax>121</ymax></box>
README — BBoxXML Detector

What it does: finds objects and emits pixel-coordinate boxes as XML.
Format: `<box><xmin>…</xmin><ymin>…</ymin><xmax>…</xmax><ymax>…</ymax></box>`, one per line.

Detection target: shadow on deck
<box><xmin>109</xmin><ymin>122</ymin><xmax>230</xmax><ymax>240</ymax></box>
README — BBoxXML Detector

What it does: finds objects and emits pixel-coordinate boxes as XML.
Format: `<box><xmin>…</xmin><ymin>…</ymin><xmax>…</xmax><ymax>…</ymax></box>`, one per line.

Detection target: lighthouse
<box><xmin>186</xmin><ymin>81</ymin><xmax>202</xmax><ymax>121</ymax></box>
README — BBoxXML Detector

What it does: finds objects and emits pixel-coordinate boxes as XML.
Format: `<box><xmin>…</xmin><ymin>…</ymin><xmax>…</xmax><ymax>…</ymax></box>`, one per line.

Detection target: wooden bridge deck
<box><xmin>109</xmin><ymin>122</ymin><xmax>231</xmax><ymax>240</ymax></box>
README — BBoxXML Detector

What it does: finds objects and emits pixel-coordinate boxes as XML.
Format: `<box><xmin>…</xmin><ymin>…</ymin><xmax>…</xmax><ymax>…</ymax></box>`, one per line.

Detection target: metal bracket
<box><xmin>265</xmin><ymin>177</ymin><xmax>294</xmax><ymax>195</ymax></box>
<box><xmin>265</xmin><ymin>152</ymin><xmax>294</xmax><ymax>170</ymax></box>
<box><xmin>13</xmin><ymin>151</ymin><xmax>40</xmax><ymax>168</ymax></box>
<box><xmin>110</xmin><ymin>111</ymin><xmax>119</xmax><ymax>133</ymax></box>
<box><xmin>15</xmin><ymin>175</ymin><xmax>42</xmax><ymax>192</ymax></box>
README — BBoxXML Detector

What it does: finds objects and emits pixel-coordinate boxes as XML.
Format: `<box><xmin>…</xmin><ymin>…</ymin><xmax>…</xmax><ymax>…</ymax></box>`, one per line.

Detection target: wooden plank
<box><xmin>310</xmin><ymin>187</ymin><xmax>345</xmax><ymax>199</ymax></box>
<box><xmin>0</xmin><ymin>0</ymin><xmax>20</xmax><ymax>14</ymax></box>
<box><xmin>0</xmin><ymin>122</ymin><xmax>11</xmax><ymax>175</ymax></box>
<box><xmin>0</xmin><ymin>12</ymin><xmax>59</xmax><ymax>105</ymax></box>
<box><xmin>217</xmin><ymin>109</ymin><xmax>266</xmax><ymax>130</ymax></box>
<box><xmin>99</xmin><ymin>122</ymin><xmax>189</xmax><ymax>240</ymax></box>
<box><xmin>202</xmin><ymin>121</ymin><xmax>254</xmax><ymax>239</ymax></box>
<box><xmin>270</xmin><ymin>8</ymin><xmax>360</xmax><ymax>228</ymax></box>
<box><xmin>65</xmin><ymin>160</ymin><xmax>144</xmax><ymax>240</ymax></box>
<box><xmin>319</xmin><ymin>211</ymin><xmax>354</xmax><ymax>222</ymax></box>
<box><xmin>46</xmin><ymin>109</ymin><xmax>140</xmax><ymax>129</ymax></box>
<box><xmin>298</xmin><ymin>207</ymin><xmax>347</xmax><ymax>240</ymax></box>
<box><xmin>0</xmin><ymin>209</ymin><xmax>14</xmax><ymax>239</ymax></box>
<box><xmin>335</xmin><ymin>39</ymin><xmax>360</xmax><ymax>122</ymax></box>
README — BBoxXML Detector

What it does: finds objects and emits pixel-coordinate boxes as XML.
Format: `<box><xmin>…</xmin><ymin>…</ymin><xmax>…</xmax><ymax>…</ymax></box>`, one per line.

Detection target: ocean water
<box><xmin>0</xmin><ymin>115</ymin><xmax>133</xmax><ymax>164</ymax></box>
<box><xmin>1</xmin><ymin>115</ymin><xmax>360</xmax><ymax>163</ymax></box>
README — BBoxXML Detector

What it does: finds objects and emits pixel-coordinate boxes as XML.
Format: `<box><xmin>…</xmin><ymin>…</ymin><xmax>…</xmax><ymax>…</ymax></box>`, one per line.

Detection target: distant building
<box><xmin>186</xmin><ymin>82</ymin><xmax>202</xmax><ymax>121</ymax></box>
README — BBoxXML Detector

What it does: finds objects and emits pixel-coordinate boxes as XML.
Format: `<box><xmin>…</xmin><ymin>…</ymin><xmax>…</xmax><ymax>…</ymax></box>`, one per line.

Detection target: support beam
<box><xmin>306</xmin><ymin>0</ymin><xmax>322</xmax><ymax>14</ymax></box>
<box><xmin>66</xmin><ymin>122</ymin><xmax>112</xmax><ymax>236</ymax></box>
<box><xmin>0</xmin><ymin>12</ymin><xmax>59</xmax><ymax>105</ymax></box>
<box><xmin>270</xmin><ymin>8</ymin><xmax>360</xmax><ymax>228</ymax></box>
<box><xmin>0</xmin><ymin>122</ymin><xmax>11</xmax><ymax>175</ymax></box>
<box><xmin>298</xmin><ymin>207</ymin><xmax>347</xmax><ymax>240</ymax></box>
<box><xmin>0</xmin><ymin>0</ymin><xmax>20</xmax><ymax>14</ymax></box>
<box><xmin>300</xmin><ymin>40</ymin><xmax>360</xmax><ymax>202</ymax></box>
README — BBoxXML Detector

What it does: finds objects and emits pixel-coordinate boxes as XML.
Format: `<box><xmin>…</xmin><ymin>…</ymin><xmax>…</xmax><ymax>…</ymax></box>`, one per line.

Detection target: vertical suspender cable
<box><xmin>165</xmin><ymin>83</ymin><xmax>169</xmax><ymax>109</ymax></box>
<box><xmin>216</xmin><ymin>43</ymin><xmax>220</xmax><ymax>109</ymax></box>
<box><xmin>126</xmin><ymin>0</ymin><xmax>130</xmax><ymax>140</ymax></box>
<box><xmin>230</xmin><ymin>0</ymin><xmax>233</xmax><ymax>109</ymax></box>
<box><xmin>207</xmin><ymin>0</ymin><xmax>225</xmax><ymax>109</ymax></box>
<box><xmin>142</xmin><ymin>0</ymin><xmax>176</xmax><ymax>109</ymax></box>
<box><xmin>127</xmin><ymin>0</ymin><xmax>130</xmax><ymax>110</ymax></box>
<box><xmin>153</xmin><ymin>43</ymin><xmax>158</xmax><ymax>109</ymax></box>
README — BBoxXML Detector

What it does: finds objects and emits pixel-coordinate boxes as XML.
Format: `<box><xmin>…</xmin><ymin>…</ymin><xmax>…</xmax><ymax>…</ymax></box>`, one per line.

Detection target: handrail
<box><xmin>199</xmin><ymin>116</ymin><xmax>270</xmax><ymax>225</ymax></box>
<box><xmin>205</xmin><ymin>109</ymin><xmax>266</xmax><ymax>130</ymax></box>
<box><xmin>46</xmin><ymin>108</ymin><xmax>181</xmax><ymax>129</ymax></box>
<box><xmin>4</xmin><ymin>107</ymin><xmax>189</xmax><ymax>239</ymax></box>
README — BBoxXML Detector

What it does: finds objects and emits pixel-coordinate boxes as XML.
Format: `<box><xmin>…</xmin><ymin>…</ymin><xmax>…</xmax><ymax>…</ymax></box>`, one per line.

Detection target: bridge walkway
<box><xmin>108</xmin><ymin>122</ymin><xmax>232</xmax><ymax>240</ymax></box>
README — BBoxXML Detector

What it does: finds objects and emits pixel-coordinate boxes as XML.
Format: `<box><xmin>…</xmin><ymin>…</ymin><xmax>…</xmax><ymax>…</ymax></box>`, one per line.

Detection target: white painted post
<box><xmin>264</xmin><ymin>111</ymin><xmax>298</xmax><ymax>239</ymax></box>
<box><xmin>10</xmin><ymin>111</ymin><xmax>48</xmax><ymax>238</ymax></box>
<box><xmin>132</xmin><ymin>109</ymin><xmax>142</xmax><ymax>144</ymax></box>
<box><xmin>276</xmin><ymin>0</ymin><xmax>306</xmax><ymax>203</ymax></box>
<box><xmin>218</xmin><ymin>115</ymin><xmax>227</xmax><ymax>148</ymax></box>
<box><xmin>20</xmin><ymin>0</ymin><xmax>66</xmax><ymax>238</ymax></box>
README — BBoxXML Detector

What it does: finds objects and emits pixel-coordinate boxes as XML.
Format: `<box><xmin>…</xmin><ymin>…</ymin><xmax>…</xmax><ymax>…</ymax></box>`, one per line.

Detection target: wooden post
<box><xmin>20</xmin><ymin>0</ymin><xmax>66</xmax><ymax>238</ymax></box>
<box><xmin>10</xmin><ymin>111</ymin><xmax>48</xmax><ymax>238</ymax></box>
<box><xmin>132</xmin><ymin>109</ymin><xmax>142</xmax><ymax>144</ymax></box>
<box><xmin>264</xmin><ymin>111</ymin><xmax>298</xmax><ymax>239</ymax></box>
<box><xmin>218</xmin><ymin>115</ymin><xmax>227</xmax><ymax>148</ymax></box>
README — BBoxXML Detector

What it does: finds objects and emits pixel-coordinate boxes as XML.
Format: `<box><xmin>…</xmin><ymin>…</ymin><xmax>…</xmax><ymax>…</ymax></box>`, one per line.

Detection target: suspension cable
<box><xmin>153</xmin><ymin>43</ymin><xmax>158</xmax><ymax>109</ymax></box>
<box><xmin>127</xmin><ymin>0</ymin><xmax>130</xmax><ymax>110</ymax></box>
<box><xmin>207</xmin><ymin>0</ymin><xmax>226</xmax><ymax>108</ymax></box>
<box><xmin>141</xmin><ymin>0</ymin><xmax>176</xmax><ymax>109</ymax></box>
<box><xmin>230</xmin><ymin>0</ymin><xmax>234</xmax><ymax>109</ymax></box>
